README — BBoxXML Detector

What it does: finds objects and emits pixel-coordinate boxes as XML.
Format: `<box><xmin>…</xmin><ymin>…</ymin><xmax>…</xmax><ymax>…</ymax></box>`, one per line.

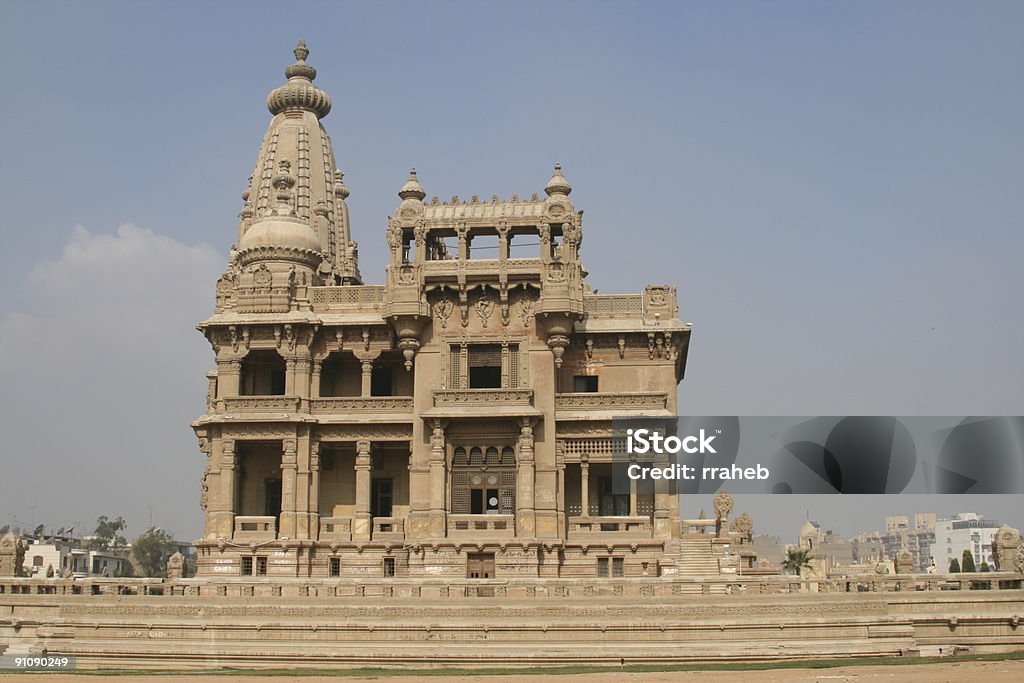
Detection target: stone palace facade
<box><xmin>191</xmin><ymin>42</ymin><xmax>750</xmax><ymax>581</ymax></box>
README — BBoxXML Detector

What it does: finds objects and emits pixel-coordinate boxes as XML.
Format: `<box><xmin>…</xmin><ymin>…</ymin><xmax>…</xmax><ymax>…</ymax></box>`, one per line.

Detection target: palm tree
<box><xmin>783</xmin><ymin>548</ymin><xmax>813</xmax><ymax>576</ymax></box>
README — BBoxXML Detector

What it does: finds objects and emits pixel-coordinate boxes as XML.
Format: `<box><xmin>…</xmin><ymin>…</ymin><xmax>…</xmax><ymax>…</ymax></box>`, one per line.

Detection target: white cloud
<box><xmin>0</xmin><ymin>225</ymin><xmax>222</xmax><ymax>539</ymax></box>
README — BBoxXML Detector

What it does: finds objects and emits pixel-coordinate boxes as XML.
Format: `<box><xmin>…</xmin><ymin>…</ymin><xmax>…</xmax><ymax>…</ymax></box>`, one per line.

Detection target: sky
<box><xmin>1</xmin><ymin>1</ymin><xmax>1022</xmax><ymax>542</ymax></box>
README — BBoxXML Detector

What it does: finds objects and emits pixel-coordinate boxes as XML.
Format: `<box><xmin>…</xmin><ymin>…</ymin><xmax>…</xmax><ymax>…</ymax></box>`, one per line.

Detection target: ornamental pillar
<box><xmin>428</xmin><ymin>420</ymin><xmax>447</xmax><ymax>537</ymax></box>
<box><xmin>279</xmin><ymin>438</ymin><xmax>298</xmax><ymax>538</ymax></box>
<box><xmin>220</xmin><ymin>439</ymin><xmax>237</xmax><ymax>539</ymax></box>
<box><xmin>629</xmin><ymin>453</ymin><xmax>638</xmax><ymax>517</ymax></box>
<box><xmin>310</xmin><ymin>441</ymin><xmax>321</xmax><ymax>539</ymax></box>
<box><xmin>217</xmin><ymin>359</ymin><xmax>241</xmax><ymax>398</ymax></box>
<box><xmin>353</xmin><ymin>439</ymin><xmax>372</xmax><ymax>541</ymax></box>
<box><xmin>580</xmin><ymin>456</ymin><xmax>590</xmax><ymax>517</ymax></box>
<box><xmin>360</xmin><ymin>360</ymin><xmax>373</xmax><ymax>397</ymax></box>
<box><xmin>310</xmin><ymin>359</ymin><xmax>322</xmax><ymax>399</ymax></box>
<box><xmin>516</xmin><ymin>419</ymin><xmax>536</xmax><ymax>537</ymax></box>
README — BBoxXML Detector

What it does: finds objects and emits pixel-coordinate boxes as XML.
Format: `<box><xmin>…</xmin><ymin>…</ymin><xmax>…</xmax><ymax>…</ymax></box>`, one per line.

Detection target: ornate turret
<box><xmin>236</xmin><ymin>40</ymin><xmax>360</xmax><ymax>285</ymax></box>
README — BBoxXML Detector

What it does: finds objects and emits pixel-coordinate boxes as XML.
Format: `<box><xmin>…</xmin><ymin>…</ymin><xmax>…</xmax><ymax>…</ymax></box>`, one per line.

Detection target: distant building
<box><xmin>933</xmin><ymin>513</ymin><xmax>1002</xmax><ymax>572</ymax></box>
<box><xmin>24</xmin><ymin>539</ymin><xmax>129</xmax><ymax>578</ymax></box>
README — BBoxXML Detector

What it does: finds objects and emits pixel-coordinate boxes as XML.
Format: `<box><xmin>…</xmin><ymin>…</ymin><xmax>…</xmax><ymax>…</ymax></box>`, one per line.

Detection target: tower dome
<box><xmin>235</xmin><ymin>41</ymin><xmax>361</xmax><ymax>283</ymax></box>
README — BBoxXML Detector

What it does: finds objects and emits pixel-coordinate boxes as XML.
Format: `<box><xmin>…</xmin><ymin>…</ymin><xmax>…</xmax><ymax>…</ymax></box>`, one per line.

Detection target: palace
<box><xmin>191</xmin><ymin>41</ymin><xmax>750</xmax><ymax>581</ymax></box>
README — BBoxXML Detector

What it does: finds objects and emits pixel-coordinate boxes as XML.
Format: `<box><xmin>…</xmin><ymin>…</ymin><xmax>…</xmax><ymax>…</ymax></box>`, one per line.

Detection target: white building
<box><xmin>934</xmin><ymin>513</ymin><xmax>1002</xmax><ymax>572</ymax></box>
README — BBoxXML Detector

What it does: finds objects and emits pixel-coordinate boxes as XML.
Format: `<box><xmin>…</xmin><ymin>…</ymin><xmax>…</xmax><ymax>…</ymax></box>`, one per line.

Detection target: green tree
<box><xmin>979</xmin><ymin>561</ymin><xmax>990</xmax><ymax>572</ymax></box>
<box><xmin>962</xmin><ymin>549</ymin><xmax>977</xmax><ymax>573</ymax></box>
<box><xmin>89</xmin><ymin>516</ymin><xmax>127</xmax><ymax>551</ymax></box>
<box><xmin>131</xmin><ymin>529</ymin><xmax>178</xmax><ymax>578</ymax></box>
<box><xmin>949</xmin><ymin>557</ymin><xmax>961</xmax><ymax>573</ymax></box>
<box><xmin>783</xmin><ymin>548</ymin><xmax>813</xmax><ymax>577</ymax></box>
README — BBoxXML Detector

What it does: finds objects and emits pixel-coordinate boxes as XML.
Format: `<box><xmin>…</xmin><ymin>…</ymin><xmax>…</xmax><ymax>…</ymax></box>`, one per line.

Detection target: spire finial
<box><xmin>294</xmin><ymin>39</ymin><xmax>309</xmax><ymax>62</ymax></box>
<box><xmin>398</xmin><ymin>168</ymin><xmax>426</xmax><ymax>201</ymax></box>
<box><xmin>269</xmin><ymin>41</ymin><xmax>331</xmax><ymax>117</ymax></box>
<box><xmin>545</xmin><ymin>162</ymin><xmax>572</xmax><ymax>197</ymax></box>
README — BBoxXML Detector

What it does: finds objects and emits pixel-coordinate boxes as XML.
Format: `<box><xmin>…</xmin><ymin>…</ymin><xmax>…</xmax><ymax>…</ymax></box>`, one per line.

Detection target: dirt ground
<box><xmin>2</xmin><ymin>659</ymin><xmax>1024</xmax><ymax>682</ymax></box>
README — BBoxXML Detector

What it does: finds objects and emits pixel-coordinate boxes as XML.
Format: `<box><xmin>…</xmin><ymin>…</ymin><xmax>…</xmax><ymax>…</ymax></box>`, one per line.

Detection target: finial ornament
<box><xmin>398</xmin><ymin>168</ymin><xmax>426</xmax><ymax>201</ymax></box>
<box><xmin>545</xmin><ymin>162</ymin><xmax>572</xmax><ymax>197</ymax></box>
<box><xmin>268</xmin><ymin>40</ymin><xmax>331</xmax><ymax>117</ymax></box>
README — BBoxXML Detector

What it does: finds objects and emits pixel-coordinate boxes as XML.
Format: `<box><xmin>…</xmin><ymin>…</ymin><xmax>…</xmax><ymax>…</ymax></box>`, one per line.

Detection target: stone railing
<box><xmin>310</xmin><ymin>397</ymin><xmax>414</xmax><ymax>414</ymax></box>
<box><xmin>233</xmin><ymin>516</ymin><xmax>276</xmax><ymax>541</ymax></box>
<box><xmin>309</xmin><ymin>285</ymin><xmax>385</xmax><ymax>312</ymax></box>
<box><xmin>555</xmin><ymin>392</ymin><xmax>668</xmax><ymax>412</ymax></box>
<box><xmin>318</xmin><ymin>517</ymin><xmax>352</xmax><ymax>542</ymax></box>
<box><xmin>218</xmin><ymin>396</ymin><xmax>301</xmax><ymax>413</ymax></box>
<box><xmin>583</xmin><ymin>294</ymin><xmax>643</xmax><ymax>317</ymax></box>
<box><xmin>372</xmin><ymin>517</ymin><xmax>405</xmax><ymax>541</ymax></box>
<box><xmin>433</xmin><ymin>388</ymin><xmax>533</xmax><ymax>407</ymax></box>
<box><xmin>1</xmin><ymin>572</ymin><xmax>1020</xmax><ymax>600</ymax></box>
<box><xmin>448</xmin><ymin>514</ymin><xmax>515</xmax><ymax>538</ymax></box>
<box><xmin>568</xmin><ymin>516</ymin><xmax>653</xmax><ymax>539</ymax></box>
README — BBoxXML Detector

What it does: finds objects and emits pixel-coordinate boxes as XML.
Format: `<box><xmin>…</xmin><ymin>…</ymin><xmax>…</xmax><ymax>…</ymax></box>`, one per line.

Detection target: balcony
<box><xmin>568</xmin><ymin>516</ymin><xmax>653</xmax><ymax>540</ymax></box>
<box><xmin>557</xmin><ymin>389</ymin><xmax>667</xmax><ymax>417</ymax></box>
<box><xmin>218</xmin><ymin>396</ymin><xmax>301</xmax><ymax>414</ymax></box>
<box><xmin>427</xmin><ymin>388</ymin><xmax>539</xmax><ymax>419</ymax></box>
<box><xmin>233</xmin><ymin>516</ymin><xmax>277</xmax><ymax>542</ymax></box>
<box><xmin>309</xmin><ymin>285</ymin><xmax>385</xmax><ymax>313</ymax></box>
<box><xmin>310</xmin><ymin>397</ymin><xmax>414</xmax><ymax>415</ymax></box>
<box><xmin>372</xmin><ymin>517</ymin><xmax>405</xmax><ymax>542</ymax></box>
<box><xmin>318</xmin><ymin>516</ymin><xmax>352</xmax><ymax>542</ymax></box>
<box><xmin>448</xmin><ymin>514</ymin><xmax>515</xmax><ymax>539</ymax></box>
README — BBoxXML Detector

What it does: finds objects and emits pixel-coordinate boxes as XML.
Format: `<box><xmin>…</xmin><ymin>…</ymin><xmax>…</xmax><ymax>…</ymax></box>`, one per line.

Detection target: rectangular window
<box><xmin>597</xmin><ymin>557</ymin><xmax>610</xmax><ymax>577</ymax></box>
<box><xmin>241</xmin><ymin>556</ymin><xmax>254</xmax><ymax>576</ymax></box>
<box><xmin>468</xmin><ymin>344</ymin><xmax>502</xmax><ymax>388</ymax></box>
<box><xmin>612</xmin><ymin>557</ymin><xmax>625</xmax><ymax>577</ymax></box>
<box><xmin>329</xmin><ymin>557</ymin><xmax>340</xmax><ymax>577</ymax></box>
<box><xmin>383</xmin><ymin>557</ymin><xmax>396</xmax><ymax>578</ymax></box>
<box><xmin>573</xmin><ymin>375</ymin><xmax>599</xmax><ymax>392</ymax></box>
<box><xmin>255</xmin><ymin>556</ymin><xmax>267</xmax><ymax>576</ymax></box>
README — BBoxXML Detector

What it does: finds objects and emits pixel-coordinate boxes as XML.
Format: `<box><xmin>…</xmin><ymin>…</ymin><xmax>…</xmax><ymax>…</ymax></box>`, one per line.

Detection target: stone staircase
<box><xmin>674</xmin><ymin>535</ymin><xmax>722</xmax><ymax>578</ymax></box>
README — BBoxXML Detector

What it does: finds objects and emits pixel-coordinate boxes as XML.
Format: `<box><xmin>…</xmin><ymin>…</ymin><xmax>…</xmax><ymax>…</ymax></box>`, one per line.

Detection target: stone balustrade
<box><xmin>309</xmin><ymin>397</ymin><xmax>413</xmax><ymax>414</ymax></box>
<box><xmin>372</xmin><ymin>517</ymin><xmax>405</xmax><ymax>541</ymax></box>
<box><xmin>233</xmin><ymin>516</ymin><xmax>277</xmax><ymax>541</ymax></box>
<box><xmin>583</xmin><ymin>294</ymin><xmax>643</xmax><ymax>317</ymax></box>
<box><xmin>568</xmin><ymin>515</ymin><xmax>653</xmax><ymax>539</ymax></box>
<box><xmin>218</xmin><ymin>396</ymin><xmax>301</xmax><ymax>413</ymax></box>
<box><xmin>448</xmin><ymin>514</ymin><xmax>515</xmax><ymax>538</ymax></box>
<box><xmin>555</xmin><ymin>392</ymin><xmax>668</xmax><ymax>411</ymax></box>
<box><xmin>433</xmin><ymin>388</ymin><xmax>533</xmax><ymax>407</ymax></box>
<box><xmin>318</xmin><ymin>517</ymin><xmax>353</xmax><ymax>542</ymax></box>
<box><xmin>1</xmin><ymin>572</ymin><xmax>1019</xmax><ymax>600</ymax></box>
<box><xmin>309</xmin><ymin>285</ymin><xmax>385</xmax><ymax>312</ymax></box>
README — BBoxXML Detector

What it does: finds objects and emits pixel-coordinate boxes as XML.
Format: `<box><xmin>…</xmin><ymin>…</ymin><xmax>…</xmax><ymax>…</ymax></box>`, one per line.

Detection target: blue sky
<box><xmin>1</xmin><ymin>1</ymin><xmax>1022</xmax><ymax>539</ymax></box>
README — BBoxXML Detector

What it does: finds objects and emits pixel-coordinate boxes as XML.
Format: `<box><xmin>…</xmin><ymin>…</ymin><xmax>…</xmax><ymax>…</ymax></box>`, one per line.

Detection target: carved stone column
<box><xmin>653</xmin><ymin>451</ymin><xmax>671</xmax><ymax>538</ymax></box>
<box><xmin>428</xmin><ymin>420</ymin><xmax>447</xmax><ymax>537</ymax></box>
<box><xmin>310</xmin><ymin>359</ymin><xmax>322</xmax><ymax>399</ymax></box>
<box><xmin>220</xmin><ymin>439</ymin><xmax>237</xmax><ymax>539</ymax></box>
<box><xmin>353</xmin><ymin>439</ymin><xmax>372</xmax><ymax>541</ymax></box>
<box><xmin>279</xmin><ymin>438</ymin><xmax>298</xmax><ymax>538</ymax></box>
<box><xmin>217</xmin><ymin>359</ymin><xmax>241</xmax><ymax>398</ymax></box>
<box><xmin>580</xmin><ymin>456</ymin><xmax>590</xmax><ymax>517</ymax></box>
<box><xmin>516</xmin><ymin>419</ymin><xmax>537</xmax><ymax>537</ymax></box>
<box><xmin>293</xmin><ymin>358</ymin><xmax>311</xmax><ymax>399</ymax></box>
<box><xmin>360</xmin><ymin>360</ymin><xmax>373</xmax><ymax>397</ymax></box>
<box><xmin>310</xmin><ymin>441</ymin><xmax>321</xmax><ymax>540</ymax></box>
<box><xmin>284</xmin><ymin>359</ymin><xmax>296</xmax><ymax>395</ymax></box>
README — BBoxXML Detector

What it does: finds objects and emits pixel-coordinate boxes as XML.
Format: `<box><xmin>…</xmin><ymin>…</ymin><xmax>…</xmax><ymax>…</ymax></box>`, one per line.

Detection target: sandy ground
<box><xmin>2</xmin><ymin>659</ymin><xmax>1024</xmax><ymax>682</ymax></box>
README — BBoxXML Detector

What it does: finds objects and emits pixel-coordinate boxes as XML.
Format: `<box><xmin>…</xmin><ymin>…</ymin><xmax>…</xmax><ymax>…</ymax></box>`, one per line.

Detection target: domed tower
<box><xmin>235</xmin><ymin>40</ymin><xmax>360</xmax><ymax>290</ymax></box>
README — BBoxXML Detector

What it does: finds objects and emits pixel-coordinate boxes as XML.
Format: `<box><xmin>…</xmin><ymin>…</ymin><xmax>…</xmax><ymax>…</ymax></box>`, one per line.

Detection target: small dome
<box><xmin>238</xmin><ymin>215</ymin><xmax>322</xmax><ymax>255</ymax></box>
<box><xmin>800</xmin><ymin>520</ymin><xmax>818</xmax><ymax>537</ymax></box>
<box><xmin>398</xmin><ymin>168</ymin><xmax>426</xmax><ymax>201</ymax></box>
<box><xmin>545</xmin><ymin>162</ymin><xmax>572</xmax><ymax>196</ymax></box>
<box><xmin>267</xmin><ymin>40</ymin><xmax>332</xmax><ymax>118</ymax></box>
